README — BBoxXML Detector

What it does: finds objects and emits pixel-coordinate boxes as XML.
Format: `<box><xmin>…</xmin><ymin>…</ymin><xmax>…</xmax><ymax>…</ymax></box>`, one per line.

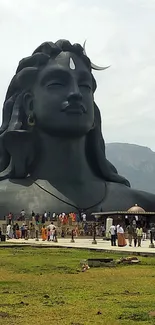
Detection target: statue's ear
<box><xmin>23</xmin><ymin>93</ymin><xmax>33</xmax><ymax>116</ymax></box>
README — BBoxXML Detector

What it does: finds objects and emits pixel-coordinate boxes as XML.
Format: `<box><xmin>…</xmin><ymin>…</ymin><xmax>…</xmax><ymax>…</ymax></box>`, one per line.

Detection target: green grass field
<box><xmin>1</xmin><ymin>247</ymin><xmax>155</xmax><ymax>325</ymax></box>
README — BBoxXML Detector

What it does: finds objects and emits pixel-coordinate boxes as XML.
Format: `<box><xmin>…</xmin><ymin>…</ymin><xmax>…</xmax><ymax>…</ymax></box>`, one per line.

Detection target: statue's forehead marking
<box><xmin>69</xmin><ymin>57</ymin><xmax>76</xmax><ymax>70</ymax></box>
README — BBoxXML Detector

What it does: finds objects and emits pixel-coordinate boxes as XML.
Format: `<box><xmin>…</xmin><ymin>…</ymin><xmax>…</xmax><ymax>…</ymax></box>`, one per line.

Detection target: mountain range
<box><xmin>106</xmin><ymin>143</ymin><xmax>155</xmax><ymax>194</ymax></box>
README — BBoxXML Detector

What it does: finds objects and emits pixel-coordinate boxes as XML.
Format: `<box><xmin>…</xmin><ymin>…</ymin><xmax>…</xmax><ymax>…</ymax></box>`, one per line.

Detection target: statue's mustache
<box><xmin>61</xmin><ymin>101</ymin><xmax>87</xmax><ymax>113</ymax></box>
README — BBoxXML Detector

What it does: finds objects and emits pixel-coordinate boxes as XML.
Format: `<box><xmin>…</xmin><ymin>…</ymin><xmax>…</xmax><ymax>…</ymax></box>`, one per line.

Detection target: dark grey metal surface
<box><xmin>0</xmin><ymin>40</ymin><xmax>154</xmax><ymax>217</ymax></box>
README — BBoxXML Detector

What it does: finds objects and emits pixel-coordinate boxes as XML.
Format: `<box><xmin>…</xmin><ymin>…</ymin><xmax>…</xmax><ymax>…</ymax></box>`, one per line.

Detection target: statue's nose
<box><xmin>67</xmin><ymin>91</ymin><xmax>82</xmax><ymax>103</ymax></box>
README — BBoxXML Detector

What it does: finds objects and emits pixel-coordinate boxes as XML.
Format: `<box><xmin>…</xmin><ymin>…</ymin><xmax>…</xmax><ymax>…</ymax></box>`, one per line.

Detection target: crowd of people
<box><xmin>109</xmin><ymin>222</ymin><xmax>145</xmax><ymax>247</ymax></box>
<box><xmin>5</xmin><ymin>217</ymin><xmax>146</xmax><ymax>248</ymax></box>
<box><xmin>5</xmin><ymin>210</ymin><xmax>87</xmax><ymax>225</ymax></box>
<box><xmin>0</xmin><ymin>209</ymin><xmax>152</xmax><ymax>248</ymax></box>
<box><xmin>6</xmin><ymin>222</ymin><xmax>33</xmax><ymax>240</ymax></box>
<box><xmin>3</xmin><ymin>209</ymin><xmax>100</xmax><ymax>241</ymax></box>
<box><xmin>4</xmin><ymin>221</ymin><xmax>104</xmax><ymax>241</ymax></box>
<box><xmin>5</xmin><ymin>221</ymin><xmax>58</xmax><ymax>242</ymax></box>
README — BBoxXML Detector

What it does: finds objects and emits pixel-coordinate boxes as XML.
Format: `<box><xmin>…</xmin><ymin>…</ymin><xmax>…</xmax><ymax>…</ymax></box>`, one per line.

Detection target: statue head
<box><xmin>23</xmin><ymin>41</ymin><xmax>96</xmax><ymax>138</ymax></box>
<box><xmin>0</xmin><ymin>39</ymin><xmax>130</xmax><ymax>186</ymax></box>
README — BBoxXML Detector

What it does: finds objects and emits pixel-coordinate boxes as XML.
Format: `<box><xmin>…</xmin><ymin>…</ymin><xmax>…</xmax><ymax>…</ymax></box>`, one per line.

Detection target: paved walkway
<box><xmin>1</xmin><ymin>238</ymin><xmax>155</xmax><ymax>255</ymax></box>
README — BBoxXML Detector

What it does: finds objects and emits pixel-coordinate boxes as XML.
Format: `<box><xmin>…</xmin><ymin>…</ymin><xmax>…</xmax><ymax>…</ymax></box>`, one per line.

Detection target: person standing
<box><xmin>101</xmin><ymin>224</ymin><xmax>105</xmax><ymax>238</ymax></box>
<box><xmin>13</xmin><ymin>224</ymin><xmax>16</xmax><ymax>239</ymax></box>
<box><xmin>47</xmin><ymin>222</ymin><xmax>55</xmax><ymax>241</ymax></box>
<box><xmin>47</xmin><ymin>227</ymin><xmax>51</xmax><ymax>241</ymax></box>
<box><xmin>25</xmin><ymin>225</ymin><xmax>29</xmax><ymax>240</ymax></box>
<box><xmin>82</xmin><ymin>213</ymin><xmax>87</xmax><ymax>223</ymax></box>
<box><xmin>109</xmin><ymin>224</ymin><xmax>116</xmax><ymax>246</ymax></box>
<box><xmin>41</xmin><ymin>213</ymin><xmax>46</xmax><ymax>225</ymax></box>
<box><xmin>29</xmin><ymin>222</ymin><xmax>35</xmax><ymax>239</ymax></box>
<box><xmin>83</xmin><ymin>223</ymin><xmax>87</xmax><ymax>236</ymax></box>
<box><xmin>6</xmin><ymin>224</ymin><xmax>12</xmax><ymax>239</ymax></box>
<box><xmin>136</xmin><ymin>225</ymin><xmax>143</xmax><ymax>247</ymax></box>
<box><xmin>21</xmin><ymin>223</ymin><xmax>25</xmax><ymax>239</ymax></box>
<box><xmin>20</xmin><ymin>209</ymin><xmax>25</xmax><ymax>221</ymax></box>
<box><xmin>117</xmin><ymin>225</ymin><xmax>127</xmax><ymax>247</ymax></box>
<box><xmin>48</xmin><ymin>211</ymin><xmax>51</xmax><ymax>221</ymax></box>
<box><xmin>41</xmin><ymin>225</ymin><xmax>47</xmax><ymax>241</ymax></box>
<box><xmin>126</xmin><ymin>223</ymin><xmax>135</xmax><ymax>246</ymax></box>
<box><xmin>132</xmin><ymin>219</ymin><xmax>137</xmax><ymax>229</ymax></box>
<box><xmin>51</xmin><ymin>212</ymin><xmax>55</xmax><ymax>221</ymax></box>
<box><xmin>53</xmin><ymin>227</ymin><xmax>57</xmax><ymax>242</ymax></box>
<box><xmin>75</xmin><ymin>225</ymin><xmax>79</xmax><ymax>238</ymax></box>
<box><xmin>44</xmin><ymin>211</ymin><xmax>47</xmax><ymax>220</ymax></box>
<box><xmin>31</xmin><ymin>210</ymin><xmax>35</xmax><ymax>221</ymax></box>
<box><xmin>142</xmin><ymin>225</ymin><xmax>147</xmax><ymax>241</ymax></box>
<box><xmin>8</xmin><ymin>212</ymin><xmax>13</xmax><ymax>225</ymax></box>
<box><xmin>35</xmin><ymin>213</ymin><xmax>40</xmax><ymax>225</ymax></box>
<box><xmin>15</xmin><ymin>223</ymin><xmax>20</xmax><ymax>239</ymax></box>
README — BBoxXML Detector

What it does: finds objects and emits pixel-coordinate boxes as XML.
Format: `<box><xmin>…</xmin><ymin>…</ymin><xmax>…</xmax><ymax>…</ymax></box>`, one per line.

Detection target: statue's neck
<box><xmin>31</xmin><ymin>131</ymin><xmax>94</xmax><ymax>183</ymax></box>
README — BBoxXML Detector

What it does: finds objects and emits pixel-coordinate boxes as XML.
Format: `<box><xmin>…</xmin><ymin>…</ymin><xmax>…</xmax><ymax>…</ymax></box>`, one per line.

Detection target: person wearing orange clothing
<box><xmin>41</xmin><ymin>225</ymin><xmax>47</xmax><ymax>241</ymax></box>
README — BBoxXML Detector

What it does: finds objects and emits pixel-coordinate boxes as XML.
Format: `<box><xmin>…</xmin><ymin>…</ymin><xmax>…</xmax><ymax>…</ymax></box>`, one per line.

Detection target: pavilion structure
<box><xmin>92</xmin><ymin>204</ymin><xmax>155</xmax><ymax>228</ymax></box>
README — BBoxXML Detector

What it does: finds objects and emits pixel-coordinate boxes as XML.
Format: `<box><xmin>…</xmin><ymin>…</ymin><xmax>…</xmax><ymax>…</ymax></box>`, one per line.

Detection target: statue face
<box><xmin>31</xmin><ymin>52</ymin><xmax>94</xmax><ymax>136</ymax></box>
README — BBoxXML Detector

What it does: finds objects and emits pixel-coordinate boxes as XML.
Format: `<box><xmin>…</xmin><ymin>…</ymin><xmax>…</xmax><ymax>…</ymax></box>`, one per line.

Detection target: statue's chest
<box><xmin>1</xmin><ymin>179</ymin><xmax>106</xmax><ymax>214</ymax></box>
<box><xmin>0</xmin><ymin>179</ymin><xmax>148</xmax><ymax>216</ymax></box>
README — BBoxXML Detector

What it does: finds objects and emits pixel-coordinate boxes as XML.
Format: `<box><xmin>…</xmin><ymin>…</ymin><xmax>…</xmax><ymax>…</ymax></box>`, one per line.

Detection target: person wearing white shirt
<box><xmin>116</xmin><ymin>224</ymin><xmax>120</xmax><ymax>231</ymax></box>
<box><xmin>6</xmin><ymin>224</ymin><xmax>12</xmax><ymax>239</ymax></box>
<box><xmin>117</xmin><ymin>226</ymin><xmax>124</xmax><ymax>233</ymax></box>
<box><xmin>117</xmin><ymin>225</ymin><xmax>127</xmax><ymax>247</ymax></box>
<box><xmin>109</xmin><ymin>224</ymin><xmax>116</xmax><ymax>246</ymax></box>
<box><xmin>44</xmin><ymin>211</ymin><xmax>47</xmax><ymax>219</ymax></box>
<box><xmin>48</xmin><ymin>222</ymin><xmax>55</xmax><ymax>241</ymax></box>
<box><xmin>82</xmin><ymin>213</ymin><xmax>86</xmax><ymax>222</ymax></box>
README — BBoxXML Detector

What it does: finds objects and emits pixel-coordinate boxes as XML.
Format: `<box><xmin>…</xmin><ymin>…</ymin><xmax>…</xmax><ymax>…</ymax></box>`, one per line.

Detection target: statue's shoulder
<box><xmin>106</xmin><ymin>182</ymin><xmax>155</xmax><ymax>211</ymax></box>
<box><xmin>0</xmin><ymin>178</ymin><xmax>9</xmax><ymax>189</ymax></box>
<box><xmin>131</xmin><ymin>187</ymin><xmax>155</xmax><ymax>210</ymax></box>
<box><xmin>0</xmin><ymin>178</ymin><xmax>76</xmax><ymax>215</ymax></box>
<box><xmin>0</xmin><ymin>178</ymin><xmax>43</xmax><ymax>216</ymax></box>
<box><xmin>0</xmin><ymin>178</ymin><xmax>33</xmax><ymax>206</ymax></box>
<box><xmin>0</xmin><ymin>178</ymin><xmax>17</xmax><ymax>193</ymax></box>
<box><xmin>0</xmin><ymin>178</ymin><xmax>32</xmax><ymax>191</ymax></box>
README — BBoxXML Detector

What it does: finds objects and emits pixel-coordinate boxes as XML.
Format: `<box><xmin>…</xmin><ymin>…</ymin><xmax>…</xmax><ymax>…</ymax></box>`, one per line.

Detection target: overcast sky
<box><xmin>0</xmin><ymin>0</ymin><xmax>155</xmax><ymax>149</ymax></box>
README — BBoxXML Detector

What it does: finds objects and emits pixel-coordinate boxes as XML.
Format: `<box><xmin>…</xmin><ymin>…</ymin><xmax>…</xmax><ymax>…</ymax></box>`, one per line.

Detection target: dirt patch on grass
<box><xmin>0</xmin><ymin>302</ymin><xmax>29</xmax><ymax>307</ymax></box>
<box><xmin>0</xmin><ymin>312</ymin><xmax>10</xmax><ymax>318</ymax></box>
<box><xmin>118</xmin><ymin>312</ymin><xmax>149</xmax><ymax>321</ymax></box>
<box><xmin>122</xmin><ymin>290</ymin><xmax>140</xmax><ymax>295</ymax></box>
<box><xmin>70</xmin><ymin>323</ymin><xmax>84</xmax><ymax>325</ymax></box>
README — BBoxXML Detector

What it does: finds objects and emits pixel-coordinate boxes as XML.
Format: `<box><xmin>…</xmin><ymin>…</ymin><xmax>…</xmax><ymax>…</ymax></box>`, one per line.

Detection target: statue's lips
<box><xmin>62</xmin><ymin>103</ymin><xmax>86</xmax><ymax>114</ymax></box>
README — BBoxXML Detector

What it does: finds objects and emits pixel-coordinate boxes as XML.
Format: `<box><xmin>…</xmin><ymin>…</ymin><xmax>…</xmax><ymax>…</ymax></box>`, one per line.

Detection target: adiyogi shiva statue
<box><xmin>0</xmin><ymin>39</ymin><xmax>154</xmax><ymax>215</ymax></box>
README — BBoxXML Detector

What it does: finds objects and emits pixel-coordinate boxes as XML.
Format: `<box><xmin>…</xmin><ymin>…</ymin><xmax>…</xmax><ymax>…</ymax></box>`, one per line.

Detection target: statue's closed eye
<box><xmin>46</xmin><ymin>82</ymin><xmax>64</xmax><ymax>88</ymax></box>
<box><xmin>79</xmin><ymin>84</ymin><xmax>92</xmax><ymax>90</ymax></box>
